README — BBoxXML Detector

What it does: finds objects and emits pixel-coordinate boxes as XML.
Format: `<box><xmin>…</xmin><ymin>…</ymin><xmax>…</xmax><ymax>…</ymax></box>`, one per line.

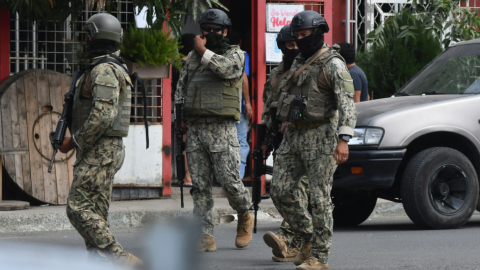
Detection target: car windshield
<box><xmin>396</xmin><ymin>43</ymin><xmax>480</xmax><ymax>96</ymax></box>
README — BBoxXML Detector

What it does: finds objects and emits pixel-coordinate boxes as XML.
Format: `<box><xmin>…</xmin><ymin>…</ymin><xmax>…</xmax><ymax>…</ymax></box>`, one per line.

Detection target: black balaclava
<box><xmin>86</xmin><ymin>39</ymin><xmax>119</xmax><ymax>59</ymax></box>
<box><xmin>204</xmin><ymin>31</ymin><xmax>229</xmax><ymax>54</ymax></box>
<box><xmin>282</xmin><ymin>47</ymin><xmax>300</xmax><ymax>71</ymax></box>
<box><xmin>294</xmin><ymin>28</ymin><xmax>324</xmax><ymax>59</ymax></box>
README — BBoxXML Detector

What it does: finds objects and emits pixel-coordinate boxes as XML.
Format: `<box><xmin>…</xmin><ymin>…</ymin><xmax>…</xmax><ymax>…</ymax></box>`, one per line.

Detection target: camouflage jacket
<box><xmin>174</xmin><ymin>46</ymin><xmax>245</xmax><ymax>105</ymax></box>
<box><xmin>71</xmin><ymin>51</ymin><xmax>127</xmax><ymax>154</ymax></box>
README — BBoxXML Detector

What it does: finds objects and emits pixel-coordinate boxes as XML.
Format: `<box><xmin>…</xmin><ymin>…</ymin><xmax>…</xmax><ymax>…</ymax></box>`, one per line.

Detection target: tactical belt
<box><xmin>188</xmin><ymin>116</ymin><xmax>233</xmax><ymax>123</ymax></box>
<box><xmin>291</xmin><ymin>121</ymin><xmax>328</xmax><ymax>129</ymax></box>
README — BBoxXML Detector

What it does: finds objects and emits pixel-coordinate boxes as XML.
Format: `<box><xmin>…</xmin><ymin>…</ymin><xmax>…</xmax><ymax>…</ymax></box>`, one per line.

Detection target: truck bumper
<box><xmin>333</xmin><ymin>149</ymin><xmax>407</xmax><ymax>189</ymax></box>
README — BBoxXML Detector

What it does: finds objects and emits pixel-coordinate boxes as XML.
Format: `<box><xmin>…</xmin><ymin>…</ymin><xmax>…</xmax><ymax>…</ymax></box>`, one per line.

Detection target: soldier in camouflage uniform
<box><xmin>269</xmin><ymin>11</ymin><xmax>357</xmax><ymax>270</ymax></box>
<box><xmin>261</xmin><ymin>25</ymin><xmax>309</xmax><ymax>263</ymax></box>
<box><xmin>175</xmin><ymin>9</ymin><xmax>253</xmax><ymax>252</ymax></box>
<box><xmin>59</xmin><ymin>14</ymin><xmax>141</xmax><ymax>268</ymax></box>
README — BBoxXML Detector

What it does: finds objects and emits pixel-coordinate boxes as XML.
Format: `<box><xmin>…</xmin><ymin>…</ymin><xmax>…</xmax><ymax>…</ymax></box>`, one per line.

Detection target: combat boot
<box><xmin>296</xmin><ymin>258</ymin><xmax>329</xmax><ymax>270</ymax></box>
<box><xmin>272</xmin><ymin>246</ymin><xmax>300</xmax><ymax>262</ymax></box>
<box><xmin>115</xmin><ymin>253</ymin><xmax>143</xmax><ymax>269</ymax></box>
<box><xmin>293</xmin><ymin>242</ymin><xmax>312</xmax><ymax>266</ymax></box>
<box><xmin>198</xmin><ymin>235</ymin><xmax>217</xmax><ymax>252</ymax></box>
<box><xmin>235</xmin><ymin>213</ymin><xmax>253</xmax><ymax>248</ymax></box>
<box><xmin>263</xmin><ymin>231</ymin><xmax>288</xmax><ymax>258</ymax></box>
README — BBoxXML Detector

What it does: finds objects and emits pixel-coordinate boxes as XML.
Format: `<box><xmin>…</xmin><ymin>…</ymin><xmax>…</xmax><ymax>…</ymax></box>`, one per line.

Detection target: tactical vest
<box><xmin>183</xmin><ymin>45</ymin><xmax>243</xmax><ymax>121</ymax></box>
<box><xmin>274</xmin><ymin>47</ymin><xmax>349</xmax><ymax>123</ymax></box>
<box><xmin>72</xmin><ymin>62</ymin><xmax>132</xmax><ymax>137</ymax></box>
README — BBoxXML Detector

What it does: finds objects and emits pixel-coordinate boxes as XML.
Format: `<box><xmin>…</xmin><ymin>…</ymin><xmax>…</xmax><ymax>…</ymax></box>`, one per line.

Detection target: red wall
<box><xmin>0</xmin><ymin>8</ymin><xmax>9</xmax><ymax>83</ymax></box>
<box><xmin>331</xmin><ymin>0</ymin><xmax>346</xmax><ymax>44</ymax></box>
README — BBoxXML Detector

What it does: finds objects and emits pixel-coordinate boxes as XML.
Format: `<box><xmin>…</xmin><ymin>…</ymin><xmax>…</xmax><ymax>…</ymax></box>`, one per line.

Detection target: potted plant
<box><xmin>121</xmin><ymin>25</ymin><xmax>183</xmax><ymax>79</ymax></box>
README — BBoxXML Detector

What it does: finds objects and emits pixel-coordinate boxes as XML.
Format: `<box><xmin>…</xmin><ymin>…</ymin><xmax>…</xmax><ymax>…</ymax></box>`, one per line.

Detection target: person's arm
<box><xmin>243</xmin><ymin>72</ymin><xmax>252</xmax><ymax>119</ymax></box>
<box><xmin>354</xmin><ymin>91</ymin><xmax>361</xmax><ymax>103</ymax></box>
<box><xmin>70</xmin><ymin>64</ymin><xmax>122</xmax><ymax>153</ymax></box>
<box><xmin>351</xmin><ymin>72</ymin><xmax>362</xmax><ymax>103</ymax></box>
<box><xmin>327</xmin><ymin>58</ymin><xmax>357</xmax><ymax>164</ymax></box>
<box><xmin>261</xmin><ymin>76</ymin><xmax>273</xmax><ymax>157</ymax></box>
<box><xmin>201</xmin><ymin>48</ymin><xmax>245</xmax><ymax>80</ymax></box>
<box><xmin>174</xmin><ymin>52</ymin><xmax>193</xmax><ymax>104</ymax></box>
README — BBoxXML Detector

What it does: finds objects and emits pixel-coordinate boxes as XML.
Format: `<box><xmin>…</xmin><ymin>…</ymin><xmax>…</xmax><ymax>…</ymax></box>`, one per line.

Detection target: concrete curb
<box><xmin>0</xmin><ymin>208</ymin><xmax>281</xmax><ymax>234</ymax></box>
<box><xmin>0</xmin><ymin>198</ymin><xmax>405</xmax><ymax>234</ymax></box>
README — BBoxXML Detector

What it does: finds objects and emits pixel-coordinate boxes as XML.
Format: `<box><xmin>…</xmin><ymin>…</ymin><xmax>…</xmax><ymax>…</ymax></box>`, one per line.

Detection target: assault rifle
<box><xmin>269</xmin><ymin>106</ymin><xmax>283</xmax><ymax>151</ymax></box>
<box><xmin>175</xmin><ymin>102</ymin><xmax>186</xmax><ymax>208</ymax></box>
<box><xmin>251</xmin><ymin>124</ymin><xmax>273</xmax><ymax>233</ymax></box>
<box><xmin>48</xmin><ymin>71</ymin><xmax>81</xmax><ymax>173</ymax></box>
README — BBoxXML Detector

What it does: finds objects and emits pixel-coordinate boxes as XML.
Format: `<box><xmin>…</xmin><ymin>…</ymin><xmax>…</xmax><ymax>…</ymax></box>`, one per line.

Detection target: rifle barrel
<box><xmin>48</xmin><ymin>149</ymin><xmax>57</xmax><ymax>173</ymax></box>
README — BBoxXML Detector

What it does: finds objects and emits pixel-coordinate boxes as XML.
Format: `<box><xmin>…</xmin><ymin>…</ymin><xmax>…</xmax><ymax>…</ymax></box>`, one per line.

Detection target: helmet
<box><xmin>84</xmin><ymin>13</ymin><xmax>123</xmax><ymax>44</ymax></box>
<box><xmin>276</xmin><ymin>24</ymin><xmax>295</xmax><ymax>50</ymax></box>
<box><xmin>198</xmin><ymin>9</ymin><xmax>232</xmax><ymax>29</ymax></box>
<box><xmin>290</xmin><ymin>10</ymin><xmax>329</xmax><ymax>34</ymax></box>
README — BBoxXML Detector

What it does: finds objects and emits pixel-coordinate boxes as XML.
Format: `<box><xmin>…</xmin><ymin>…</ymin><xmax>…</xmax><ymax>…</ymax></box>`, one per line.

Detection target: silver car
<box><xmin>333</xmin><ymin>38</ymin><xmax>480</xmax><ymax>229</ymax></box>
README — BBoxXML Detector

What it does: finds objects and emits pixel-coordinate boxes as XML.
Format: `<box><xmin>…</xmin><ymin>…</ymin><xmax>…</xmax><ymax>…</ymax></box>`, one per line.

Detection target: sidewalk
<box><xmin>0</xmin><ymin>194</ymin><xmax>405</xmax><ymax>233</ymax></box>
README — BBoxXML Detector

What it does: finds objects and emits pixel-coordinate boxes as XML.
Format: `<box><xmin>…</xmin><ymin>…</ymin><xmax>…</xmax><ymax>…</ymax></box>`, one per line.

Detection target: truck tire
<box><xmin>333</xmin><ymin>195</ymin><xmax>377</xmax><ymax>227</ymax></box>
<box><xmin>401</xmin><ymin>147</ymin><xmax>478</xmax><ymax>229</ymax></box>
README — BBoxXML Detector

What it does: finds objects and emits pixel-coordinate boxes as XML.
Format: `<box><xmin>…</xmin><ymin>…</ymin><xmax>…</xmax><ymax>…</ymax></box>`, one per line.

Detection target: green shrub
<box><xmin>120</xmin><ymin>26</ymin><xmax>183</xmax><ymax>71</ymax></box>
<box><xmin>356</xmin><ymin>29</ymin><xmax>443</xmax><ymax>98</ymax></box>
<box><xmin>356</xmin><ymin>0</ymin><xmax>480</xmax><ymax>98</ymax></box>
<box><xmin>356</xmin><ymin>10</ymin><xmax>443</xmax><ymax>98</ymax></box>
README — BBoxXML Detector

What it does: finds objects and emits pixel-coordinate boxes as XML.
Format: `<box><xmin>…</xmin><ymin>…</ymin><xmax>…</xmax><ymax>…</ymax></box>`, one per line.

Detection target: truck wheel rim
<box><xmin>428</xmin><ymin>164</ymin><xmax>468</xmax><ymax>215</ymax></box>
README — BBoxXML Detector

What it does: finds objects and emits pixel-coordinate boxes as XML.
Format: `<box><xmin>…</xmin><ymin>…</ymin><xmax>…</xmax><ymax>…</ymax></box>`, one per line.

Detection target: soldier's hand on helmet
<box><xmin>194</xmin><ymin>35</ymin><xmax>207</xmax><ymax>55</ymax></box>
<box><xmin>59</xmin><ymin>137</ymin><xmax>74</xmax><ymax>153</ymax></box>
<box><xmin>334</xmin><ymin>140</ymin><xmax>349</xmax><ymax>165</ymax></box>
<box><xmin>280</xmin><ymin>122</ymin><xmax>291</xmax><ymax>134</ymax></box>
<box><xmin>245</xmin><ymin>102</ymin><xmax>253</xmax><ymax>120</ymax></box>
<box><xmin>261</xmin><ymin>145</ymin><xmax>270</xmax><ymax>159</ymax></box>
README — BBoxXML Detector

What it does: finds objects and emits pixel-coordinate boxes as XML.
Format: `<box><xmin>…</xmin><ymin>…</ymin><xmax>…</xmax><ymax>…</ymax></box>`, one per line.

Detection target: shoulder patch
<box><xmin>95</xmin><ymin>73</ymin><xmax>119</xmax><ymax>87</ymax></box>
<box><xmin>342</xmin><ymin>71</ymin><xmax>354</xmax><ymax>94</ymax></box>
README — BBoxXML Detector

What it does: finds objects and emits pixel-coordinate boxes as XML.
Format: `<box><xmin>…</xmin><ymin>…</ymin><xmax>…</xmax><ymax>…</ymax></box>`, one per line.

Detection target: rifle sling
<box><xmin>270</xmin><ymin>70</ymin><xmax>289</xmax><ymax>91</ymax></box>
<box><xmin>286</xmin><ymin>47</ymin><xmax>329</xmax><ymax>90</ymax></box>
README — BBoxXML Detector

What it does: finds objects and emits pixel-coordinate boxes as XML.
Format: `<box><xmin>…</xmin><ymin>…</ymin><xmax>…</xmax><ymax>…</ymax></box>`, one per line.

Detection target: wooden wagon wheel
<box><xmin>0</xmin><ymin>69</ymin><xmax>76</xmax><ymax>205</ymax></box>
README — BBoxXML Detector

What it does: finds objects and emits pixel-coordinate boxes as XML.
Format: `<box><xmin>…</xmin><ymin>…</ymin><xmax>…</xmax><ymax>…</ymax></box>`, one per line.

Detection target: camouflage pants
<box><xmin>271</xmin><ymin>127</ymin><xmax>337</xmax><ymax>264</ymax></box>
<box><xmin>66</xmin><ymin>137</ymin><xmax>126</xmax><ymax>261</ymax></box>
<box><xmin>276</xmin><ymin>175</ymin><xmax>309</xmax><ymax>251</ymax></box>
<box><xmin>186</xmin><ymin>120</ymin><xmax>252</xmax><ymax>236</ymax></box>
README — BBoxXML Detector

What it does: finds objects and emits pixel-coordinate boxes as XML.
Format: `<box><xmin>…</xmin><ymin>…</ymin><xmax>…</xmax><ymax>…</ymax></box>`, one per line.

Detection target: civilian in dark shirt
<box><xmin>338</xmin><ymin>42</ymin><xmax>369</xmax><ymax>102</ymax></box>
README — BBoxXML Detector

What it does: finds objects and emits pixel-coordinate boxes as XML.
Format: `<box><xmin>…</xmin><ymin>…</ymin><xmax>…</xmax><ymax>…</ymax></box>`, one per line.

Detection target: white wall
<box><xmin>114</xmin><ymin>125</ymin><xmax>163</xmax><ymax>186</ymax></box>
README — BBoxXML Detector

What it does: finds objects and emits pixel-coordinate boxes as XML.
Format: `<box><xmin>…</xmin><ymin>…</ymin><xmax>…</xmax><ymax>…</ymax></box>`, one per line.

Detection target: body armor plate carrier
<box><xmin>72</xmin><ymin>61</ymin><xmax>132</xmax><ymax>137</ymax></box>
<box><xmin>273</xmin><ymin>47</ymin><xmax>353</xmax><ymax>123</ymax></box>
<box><xmin>183</xmin><ymin>45</ymin><xmax>243</xmax><ymax>121</ymax></box>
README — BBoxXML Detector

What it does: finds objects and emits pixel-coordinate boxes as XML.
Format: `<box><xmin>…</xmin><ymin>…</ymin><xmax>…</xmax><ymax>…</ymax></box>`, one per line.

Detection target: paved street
<box><xmin>2</xmin><ymin>213</ymin><xmax>480</xmax><ymax>270</ymax></box>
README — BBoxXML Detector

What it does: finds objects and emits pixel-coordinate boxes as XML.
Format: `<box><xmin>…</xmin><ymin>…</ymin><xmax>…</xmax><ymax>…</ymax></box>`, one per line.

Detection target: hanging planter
<box><xmin>125</xmin><ymin>60</ymin><xmax>170</xmax><ymax>79</ymax></box>
<box><xmin>121</xmin><ymin>26</ymin><xmax>182</xmax><ymax>79</ymax></box>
